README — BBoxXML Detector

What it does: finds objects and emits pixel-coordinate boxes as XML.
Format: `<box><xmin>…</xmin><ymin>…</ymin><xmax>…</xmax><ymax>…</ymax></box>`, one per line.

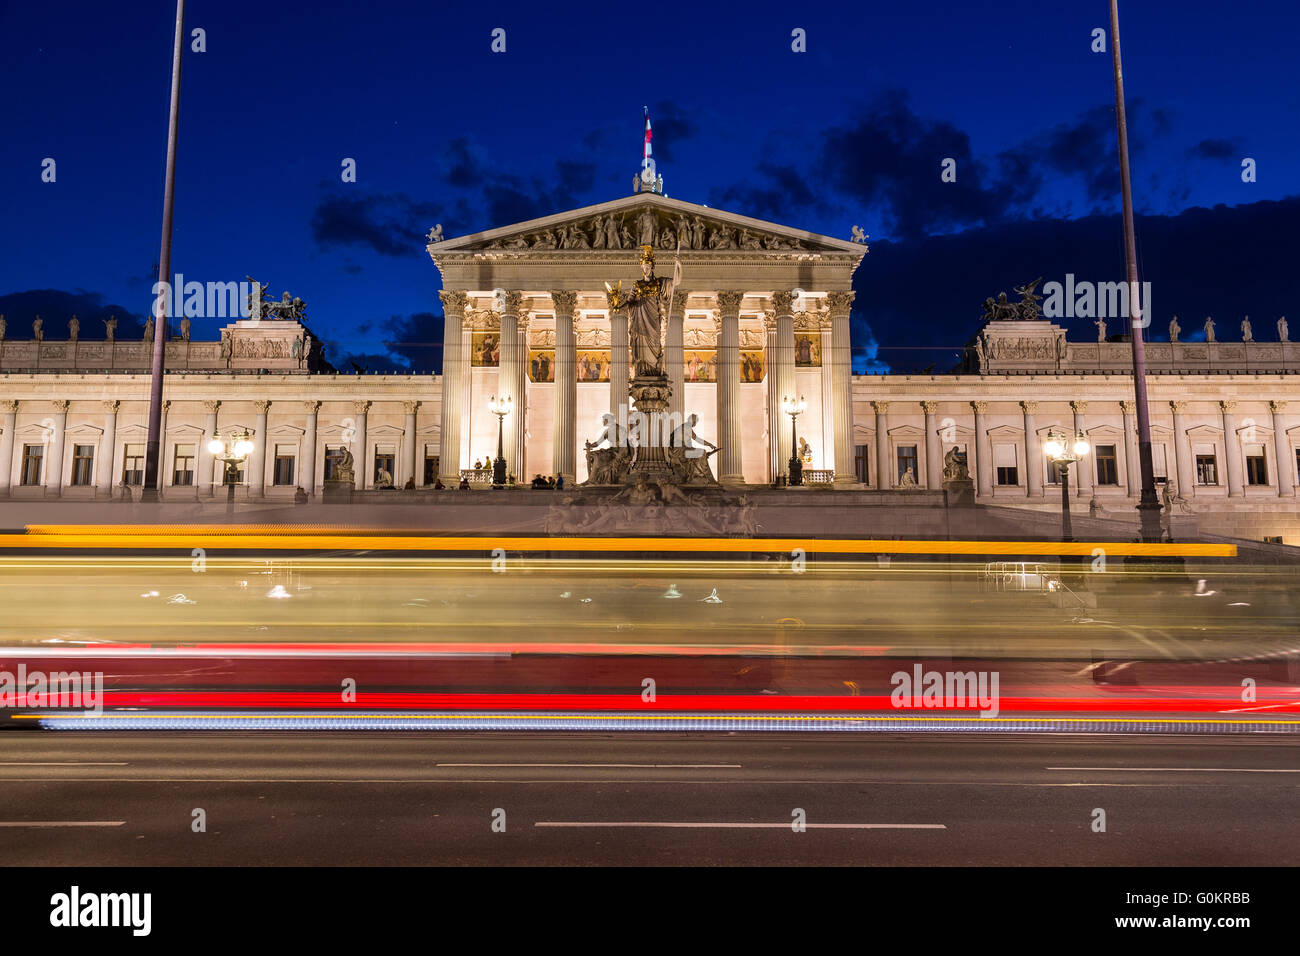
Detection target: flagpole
<box><xmin>1110</xmin><ymin>0</ymin><xmax>1162</xmax><ymax>543</ymax></box>
<box><xmin>142</xmin><ymin>0</ymin><xmax>185</xmax><ymax>503</ymax></box>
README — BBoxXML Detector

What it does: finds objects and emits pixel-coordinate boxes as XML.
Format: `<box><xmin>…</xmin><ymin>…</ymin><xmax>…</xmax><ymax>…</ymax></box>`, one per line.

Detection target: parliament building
<box><xmin>2</xmin><ymin>190</ymin><xmax>1299</xmax><ymax>543</ymax></box>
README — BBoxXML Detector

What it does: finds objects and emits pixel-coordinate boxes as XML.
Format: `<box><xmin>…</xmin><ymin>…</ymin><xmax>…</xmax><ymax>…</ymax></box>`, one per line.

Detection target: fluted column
<box><xmin>609</xmin><ymin>306</ymin><xmax>629</xmax><ymax>419</ymax></box>
<box><xmin>828</xmin><ymin>291</ymin><xmax>856</xmax><ymax>484</ymax></box>
<box><xmin>1022</xmin><ymin>401</ymin><xmax>1042</xmax><ymax>497</ymax></box>
<box><xmin>0</xmin><ymin>400</ymin><xmax>18</xmax><ymax>497</ymax></box>
<box><xmin>437</xmin><ymin>290</ymin><xmax>468</xmax><ymax>483</ymax></box>
<box><xmin>403</xmin><ymin>401</ymin><xmax>419</xmax><ymax>486</ymax></box>
<box><xmin>353</xmin><ymin>400</ymin><xmax>370</xmax><ymax>490</ymax></box>
<box><xmin>250</xmin><ymin>400</ymin><xmax>270</xmax><ymax>497</ymax></box>
<box><xmin>199</xmin><ymin>400</ymin><xmax>218</xmax><ymax>496</ymax></box>
<box><xmin>45</xmin><ymin>400</ymin><xmax>68</xmax><ymax>497</ymax></box>
<box><xmin>302</xmin><ymin>401</ymin><xmax>319</xmax><ymax>495</ymax></box>
<box><xmin>1221</xmin><ymin>400</ymin><xmax>1244</xmax><ymax>497</ymax></box>
<box><xmin>1120</xmin><ymin>401</ymin><xmax>1140</xmax><ymax>497</ymax></box>
<box><xmin>667</xmin><ymin>289</ymin><xmax>687</xmax><ymax>423</ymax></box>
<box><xmin>771</xmin><ymin>292</ymin><xmax>795</xmax><ymax>477</ymax></box>
<box><xmin>715</xmin><ymin>290</ymin><xmax>745</xmax><ymax>484</ymax></box>
<box><xmin>764</xmin><ymin>312</ymin><xmax>779</xmax><ymax>480</ymax></box>
<box><xmin>551</xmin><ymin>290</ymin><xmax>577</xmax><ymax>483</ymax></box>
<box><xmin>1271</xmin><ymin>400</ymin><xmax>1293</xmax><ymax>496</ymax></box>
<box><xmin>97</xmin><ymin>401</ymin><xmax>120</xmax><ymax>497</ymax></box>
<box><xmin>873</xmin><ymin>401</ymin><xmax>890</xmax><ymax>489</ymax></box>
<box><xmin>1170</xmin><ymin>401</ymin><xmax>1194</xmax><ymax>498</ymax></box>
<box><xmin>498</xmin><ymin>291</ymin><xmax>525</xmax><ymax>480</ymax></box>
<box><xmin>972</xmin><ymin>401</ymin><xmax>991</xmax><ymax>496</ymax></box>
<box><xmin>1071</xmin><ymin>400</ymin><xmax>1091</xmax><ymax>497</ymax></box>
<box><xmin>922</xmin><ymin>401</ymin><xmax>941</xmax><ymax>490</ymax></box>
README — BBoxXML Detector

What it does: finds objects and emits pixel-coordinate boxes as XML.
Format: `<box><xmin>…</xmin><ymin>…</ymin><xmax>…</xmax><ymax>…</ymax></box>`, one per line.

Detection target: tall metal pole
<box><xmin>1060</xmin><ymin>464</ymin><xmax>1073</xmax><ymax>543</ymax></box>
<box><xmin>142</xmin><ymin>0</ymin><xmax>186</xmax><ymax>503</ymax></box>
<box><xmin>1110</xmin><ymin>0</ymin><xmax>1162</xmax><ymax>542</ymax></box>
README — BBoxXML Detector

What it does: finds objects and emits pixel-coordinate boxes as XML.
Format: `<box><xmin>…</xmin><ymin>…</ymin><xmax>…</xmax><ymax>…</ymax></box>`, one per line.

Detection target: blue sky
<box><xmin>1</xmin><ymin>0</ymin><xmax>1297</xmax><ymax>372</ymax></box>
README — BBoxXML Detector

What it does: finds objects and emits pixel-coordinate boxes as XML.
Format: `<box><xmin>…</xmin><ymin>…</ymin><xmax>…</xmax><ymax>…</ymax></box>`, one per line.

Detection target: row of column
<box><xmin>436</xmin><ymin>287</ymin><xmax>858</xmax><ymax>486</ymax></box>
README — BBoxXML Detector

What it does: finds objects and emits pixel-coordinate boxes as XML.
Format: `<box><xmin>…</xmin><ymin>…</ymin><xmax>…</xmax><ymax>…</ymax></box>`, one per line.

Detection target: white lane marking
<box><xmin>0</xmin><ymin>821</ymin><xmax>125</xmax><ymax>827</ymax></box>
<box><xmin>437</xmin><ymin>763</ymin><xmax>741</xmax><ymax>769</ymax></box>
<box><xmin>1221</xmin><ymin>702</ymin><xmax>1300</xmax><ymax>714</ymax></box>
<box><xmin>1048</xmin><ymin>767</ymin><xmax>1300</xmax><ymax>773</ymax></box>
<box><xmin>0</xmin><ymin>762</ymin><xmax>128</xmax><ymax>766</ymax></box>
<box><xmin>536</xmin><ymin>822</ymin><xmax>945</xmax><ymax>829</ymax></box>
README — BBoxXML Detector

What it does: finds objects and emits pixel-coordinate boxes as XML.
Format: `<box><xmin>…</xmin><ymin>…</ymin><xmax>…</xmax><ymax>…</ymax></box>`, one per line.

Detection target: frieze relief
<box><xmin>473</xmin><ymin>205</ymin><xmax>821</xmax><ymax>254</ymax></box>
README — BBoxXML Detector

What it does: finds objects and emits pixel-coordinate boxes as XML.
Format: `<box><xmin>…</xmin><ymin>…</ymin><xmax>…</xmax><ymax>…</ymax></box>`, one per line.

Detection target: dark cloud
<box><xmin>0</xmin><ymin>289</ymin><xmax>148</xmax><ymax>339</ymax></box>
<box><xmin>853</xmin><ymin>195</ymin><xmax>1300</xmax><ymax>373</ymax></box>
<box><xmin>647</xmin><ymin>99</ymin><xmax>697</xmax><ymax>165</ymax></box>
<box><xmin>382</xmin><ymin>310</ymin><xmax>444</xmax><ymax>372</ymax></box>
<box><xmin>310</xmin><ymin>192</ymin><xmax>440</xmax><ymax>258</ymax></box>
<box><xmin>1187</xmin><ymin>137</ymin><xmax>1241</xmax><ymax>160</ymax></box>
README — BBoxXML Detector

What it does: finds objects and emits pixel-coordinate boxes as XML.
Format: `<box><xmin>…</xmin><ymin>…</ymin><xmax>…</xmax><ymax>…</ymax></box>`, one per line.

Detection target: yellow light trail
<box><xmin>2</xmin><ymin>526</ymin><xmax>1237</xmax><ymax>558</ymax></box>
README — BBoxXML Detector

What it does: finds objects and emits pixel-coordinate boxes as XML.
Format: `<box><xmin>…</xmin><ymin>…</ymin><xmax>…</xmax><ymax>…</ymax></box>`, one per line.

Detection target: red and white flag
<box><xmin>643</xmin><ymin>107</ymin><xmax>653</xmax><ymax>161</ymax></box>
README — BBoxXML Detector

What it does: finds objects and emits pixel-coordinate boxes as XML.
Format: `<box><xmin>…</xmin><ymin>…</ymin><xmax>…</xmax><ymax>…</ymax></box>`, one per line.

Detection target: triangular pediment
<box><xmin>428</xmin><ymin>193</ymin><xmax>866</xmax><ymax>257</ymax></box>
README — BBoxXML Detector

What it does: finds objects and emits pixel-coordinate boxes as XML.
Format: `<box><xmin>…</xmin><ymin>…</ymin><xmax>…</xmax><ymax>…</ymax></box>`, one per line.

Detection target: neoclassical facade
<box><xmin>2</xmin><ymin>191</ymin><xmax>1299</xmax><ymax>541</ymax></box>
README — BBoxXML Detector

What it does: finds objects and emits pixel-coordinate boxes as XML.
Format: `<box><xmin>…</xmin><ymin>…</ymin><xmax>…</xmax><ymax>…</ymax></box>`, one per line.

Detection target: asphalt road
<box><xmin>1</xmin><ymin>733</ymin><xmax>1296</xmax><ymax>865</ymax></box>
<box><xmin>1</xmin><ymin>556</ymin><xmax>1296</xmax><ymax>660</ymax></box>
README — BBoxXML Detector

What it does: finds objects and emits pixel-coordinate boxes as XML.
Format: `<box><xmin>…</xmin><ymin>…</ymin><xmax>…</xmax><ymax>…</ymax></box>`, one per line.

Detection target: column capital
<box><xmin>872</xmin><ymin>400</ymin><xmax>889</xmax><ymax>414</ymax></box>
<box><xmin>826</xmin><ymin>290</ymin><xmax>856</xmax><ymax>315</ymax></box>
<box><xmin>549</xmin><ymin>290</ymin><xmax>577</xmax><ymax>318</ymax></box>
<box><xmin>971</xmin><ymin>400</ymin><xmax>988</xmax><ymax>414</ymax></box>
<box><xmin>438</xmin><ymin>289</ymin><xmax>469</xmax><ymax>317</ymax></box>
<box><xmin>771</xmin><ymin>290</ymin><xmax>794</xmax><ymax>316</ymax></box>
<box><xmin>1</xmin><ymin>400</ymin><xmax>17</xmax><ymax>414</ymax></box>
<box><xmin>1271</xmin><ymin>400</ymin><xmax>1288</xmax><ymax>413</ymax></box>
<box><xmin>1070</xmin><ymin>400</ymin><xmax>1088</xmax><ymax>413</ymax></box>
<box><xmin>921</xmin><ymin>401</ymin><xmax>939</xmax><ymax>414</ymax></box>
<box><xmin>1170</xmin><ymin>400</ymin><xmax>1189</xmax><ymax>413</ymax></box>
<box><xmin>1020</xmin><ymin>401</ymin><xmax>1039</xmax><ymax>414</ymax></box>
<box><xmin>203</xmin><ymin>400</ymin><xmax>221</xmax><ymax>413</ymax></box>
<box><xmin>102</xmin><ymin>400</ymin><xmax>120</xmax><ymax>413</ymax></box>
<box><xmin>52</xmin><ymin>399</ymin><xmax>70</xmax><ymax>413</ymax></box>
<box><xmin>403</xmin><ymin>400</ymin><xmax>421</xmax><ymax>415</ymax></box>
<box><xmin>499</xmin><ymin>290</ymin><xmax>523</xmax><ymax>316</ymax></box>
<box><xmin>353</xmin><ymin>400</ymin><xmax>372</xmax><ymax>416</ymax></box>
<box><xmin>715</xmin><ymin>290</ymin><xmax>744</xmax><ymax>319</ymax></box>
<box><xmin>1120</xmin><ymin>400</ymin><xmax>1136</xmax><ymax>414</ymax></box>
<box><xmin>255</xmin><ymin>400</ymin><xmax>272</xmax><ymax>414</ymax></box>
<box><xmin>303</xmin><ymin>401</ymin><xmax>321</xmax><ymax>414</ymax></box>
<box><xmin>1220</xmin><ymin>400</ymin><xmax>1237</xmax><ymax>413</ymax></box>
<box><xmin>669</xmin><ymin>290</ymin><xmax>691</xmax><ymax>321</ymax></box>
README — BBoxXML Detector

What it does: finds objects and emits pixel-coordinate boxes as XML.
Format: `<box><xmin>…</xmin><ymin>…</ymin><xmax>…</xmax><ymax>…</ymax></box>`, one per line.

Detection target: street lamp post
<box><xmin>1045</xmin><ymin>428</ymin><xmax>1089</xmax><ymax>544</ymax></box>
<box><xmin>207</xmin><ymin>430</ymin><xmax>253</xmax><ymax>516</ymax></box>
<box><xmin>781</xmin><ymin>395</ymin><xmax>807</xmax><ymax>487</ymax></box>
<box><xmin>488</xmin><ymin>395</ymin><xmax>512</xmax><ymax>488</ymax></box>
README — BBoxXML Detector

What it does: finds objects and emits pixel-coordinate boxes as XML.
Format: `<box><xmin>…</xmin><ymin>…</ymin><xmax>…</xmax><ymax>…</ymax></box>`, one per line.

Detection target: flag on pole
<box><xmin>643</xmin><ymin>107</ymin><xmax>653</xmax><ymax>163</ymax></box>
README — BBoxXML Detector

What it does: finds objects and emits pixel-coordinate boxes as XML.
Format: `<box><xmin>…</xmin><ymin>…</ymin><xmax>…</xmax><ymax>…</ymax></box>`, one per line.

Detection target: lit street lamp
<box><xmin>488</xmin><ymin>394</ymin><xmax>512</xmax><ymax>487</ymax></box>
<box><xmin>1044</xmin><ymin>428</ymin><xmax>1089</xmax><ymax>543</ymax></box>
<box><xmin>207</xmin><ymin>430</ymin><xmax>254</xmax><ymax>515</ymax></box>
<box><xmin>781</xmin><ymin>395</ymin><xmax>807</xmax><ymax>487</ymax></box>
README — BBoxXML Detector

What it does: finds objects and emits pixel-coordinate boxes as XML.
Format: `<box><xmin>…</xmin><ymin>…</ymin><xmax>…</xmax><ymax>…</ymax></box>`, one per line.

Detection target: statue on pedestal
<box><xmin>1279</xmin><ymin>316</ymin><xmax>1290</xmax><ymax>343</ymax></box>
<box><xmin>1241</xmin><ymin>316</ymin><xmax>1253</xmax><ymax>342</ymax></box>
<box><xmin>1169</xmin><ymin>316</ymin><xmax>1180</xmax><ymax>343</ymax></box>
<box><xmin>1204</xmin><ymin>316</ymin><xmax>1216</xmax><ymax>343</ymax></box>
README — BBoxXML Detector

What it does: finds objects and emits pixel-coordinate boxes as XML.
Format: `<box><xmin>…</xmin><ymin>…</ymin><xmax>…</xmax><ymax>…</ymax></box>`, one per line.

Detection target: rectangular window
<box><xmin>374</xmin><ymin>448</ymin><xmax>396</xmax><ymax>486</ymax></box>
<box><xmin>1095</xmin><ymin>444</ymin><xmax>1118</xmax><ymax>485</ymax></box>
<box><xmin>71</xmin><ymin>444</ymin><xmax>95</xmax><ymax>486</ymax></box>
<box><xmin>1245</xmin><ymin>444</ymin><xmax>1268</xmax><ymax>485</ymax></box>
<box><xmin>122</xmin><ymin>444</ymin><xmax>144</xmax><ymax>485</ymax></box>
<box><xmin>854</xmin><ymin>444</ymin><xmax>869</xmax><ymax>485</ymax></box>
<box><xmin>423</xmin><ymin>448</ymin><xmax>439</xmax><ymax>485</ymax></box>
<box><xmin>273</xmin><ymin>444</ymin><xmax>296</xmax><ymax>486</ymax></box>
<box><xmin>20</xmin><ymin>445</ymin><xmax>43</xmax><ymax>486</ymax></box>
<box><xmin>173</xmin><ymin>444</ymin><xmax>195</xmax><ymax>486</ymax></box>
<box><xmin>1196</xmin><ymin>454</ymin><xmax>1218</xmax><ymax>486</ymax></box>
<box><xmin>994</xmin><ymin>444</ymin><xmax>1018</xmax><ymax>487</ymax></box>
<box><xmin>324</xmin><ymin>446</ymin><xmax>345</xmax><ymax>481</ymax></box>
<box><xmin>895</xmin><ymin>444</ymin><xmax>917</xmax><ymax>484</ymax></box>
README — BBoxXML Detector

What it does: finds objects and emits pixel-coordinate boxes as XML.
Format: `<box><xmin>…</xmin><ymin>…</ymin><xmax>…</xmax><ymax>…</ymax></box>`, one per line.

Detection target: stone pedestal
<box><xmin>943</xmin><ymin>478</ymin><xmax>976</xmax><ymax>508</ymax></box>
<box><xmin>628</xmin><ymin>373</ymin><xmax>673</xmax><ymax>483</ymax></box>
<box><xmin>322</xmin><ymin>479</ymin><xmax>354</xmax><ymax>504</ymax></box>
